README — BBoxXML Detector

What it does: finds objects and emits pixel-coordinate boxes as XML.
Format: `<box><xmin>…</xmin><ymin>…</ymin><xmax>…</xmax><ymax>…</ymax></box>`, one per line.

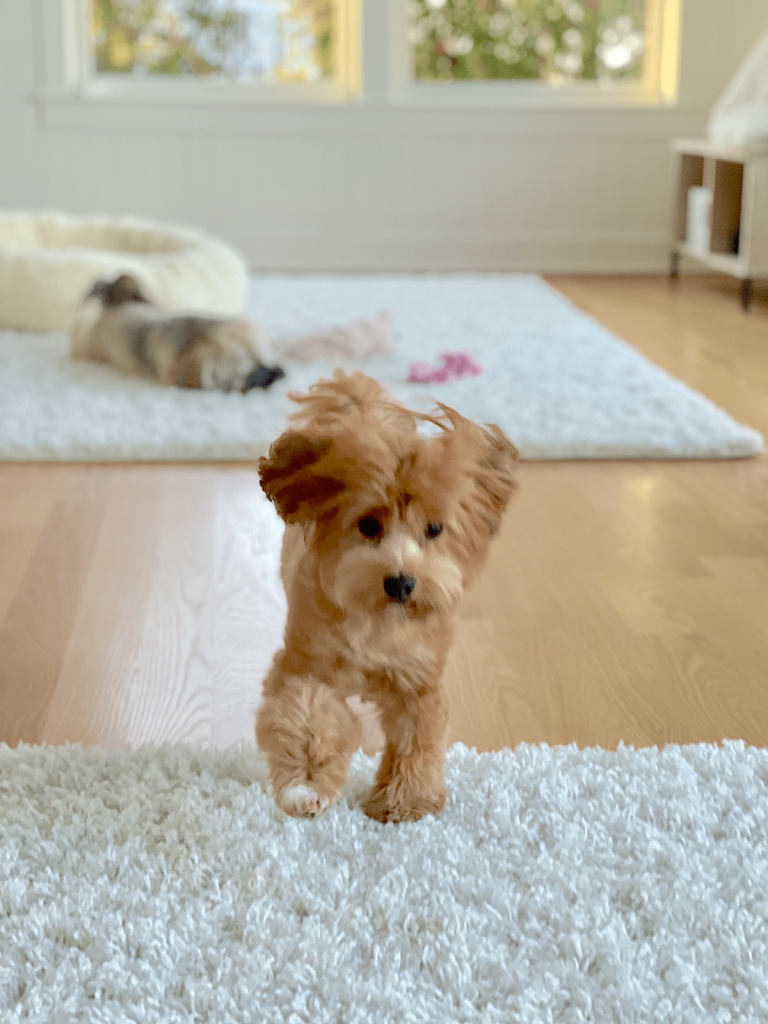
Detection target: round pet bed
<box><xmin>0</xmin><ymin>211</ymin><xmax>249</xmax><ymax>332</ymax></box>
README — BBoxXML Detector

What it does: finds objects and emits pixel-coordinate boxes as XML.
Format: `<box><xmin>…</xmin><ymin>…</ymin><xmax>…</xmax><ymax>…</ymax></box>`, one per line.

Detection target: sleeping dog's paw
<box><xmin>242</xmin><ymin>364</ymin><xmax>285</xmax><ymax>392</ymax></box>
<box><xmin>200</xmin><ymin>351</ymin><xmax>284</xmax><ymax>393</ymax></box>
<box><xmin>198</xmin><ymin>320</ymin><xmax>283</xmax><ymax>392</ymax></box>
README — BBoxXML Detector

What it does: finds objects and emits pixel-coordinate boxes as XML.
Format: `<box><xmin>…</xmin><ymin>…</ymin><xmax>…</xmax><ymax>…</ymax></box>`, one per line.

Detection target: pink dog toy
<box><xmin>408</xmin><ymin>351</ymin><xmax>483</xmax><ymax>384</ymax></box>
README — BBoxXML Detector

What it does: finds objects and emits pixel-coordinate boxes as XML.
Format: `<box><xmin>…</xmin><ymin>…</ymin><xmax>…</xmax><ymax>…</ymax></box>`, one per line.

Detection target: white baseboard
<box><xmin>242</xmin><ymin>230</ymin><xmax>672</xmax><ymax>274</ymax></box>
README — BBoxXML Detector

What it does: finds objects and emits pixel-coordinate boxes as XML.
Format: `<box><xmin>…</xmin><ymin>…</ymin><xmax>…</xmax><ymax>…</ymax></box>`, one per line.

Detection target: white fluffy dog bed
<box><xmin>0</xmin><ymin>211</ymin><xmax>249</xmax><ymax>332</ymax></box>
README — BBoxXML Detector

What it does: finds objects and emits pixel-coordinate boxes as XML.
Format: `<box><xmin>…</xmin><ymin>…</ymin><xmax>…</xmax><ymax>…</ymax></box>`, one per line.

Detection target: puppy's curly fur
<box><xmin>256</xmin><ymin>371</ymin><xmax>518</xmax><ymax>823</ymax></box>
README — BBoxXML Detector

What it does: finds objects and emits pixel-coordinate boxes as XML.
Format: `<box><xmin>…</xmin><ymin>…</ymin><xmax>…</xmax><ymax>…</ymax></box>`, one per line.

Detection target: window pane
<box><xmin>90</xmin><ymin>0</ymin><xmax>335</xmax><ymax>83</ymax></box>
<box><xmin>409</xmin><ymin>0</ymin><xmax>644</xmax><ymax>84</ymax></box>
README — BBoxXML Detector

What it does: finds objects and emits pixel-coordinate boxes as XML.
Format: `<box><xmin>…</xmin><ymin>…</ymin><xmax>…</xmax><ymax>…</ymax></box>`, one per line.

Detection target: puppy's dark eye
<box><xmin>425</xmin><ymin>521</ymin><xmax>443</xmax><ymax>539</ymax></box>
<box><xmin>358</xmin><ymin>516</ymin><xmax>382</xmax><ymax>539</ymax></box>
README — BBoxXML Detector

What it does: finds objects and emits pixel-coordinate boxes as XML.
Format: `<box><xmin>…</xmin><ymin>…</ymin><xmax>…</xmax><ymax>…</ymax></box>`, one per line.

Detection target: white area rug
<box><xmin>0</xmin><ymin>274</ymin><xmax>762</xmax><ymax>461</ymax></box>
<box><xmin>2</xmin><ymin>742</ymin><xmax>767</xmax><ymax>1023</ymax></box>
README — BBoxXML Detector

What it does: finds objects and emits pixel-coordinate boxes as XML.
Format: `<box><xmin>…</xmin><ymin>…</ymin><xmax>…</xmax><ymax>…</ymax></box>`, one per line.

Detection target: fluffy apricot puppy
<box><xmin>256</xmin><ymin>371</ymin><xmax>518</xmax><ymax>823</ymax></box>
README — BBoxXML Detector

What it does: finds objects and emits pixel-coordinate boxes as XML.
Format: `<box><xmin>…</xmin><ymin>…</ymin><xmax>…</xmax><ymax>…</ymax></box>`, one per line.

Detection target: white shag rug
<box><xmin>2</xmin><ymin>741</ymin><xmax>768</xmax><ymax>1023</ymax></box>
<box><xmin>0</xmin><ymin>274</ymin><xmax>762</xmax><ymax>462</ymax></box>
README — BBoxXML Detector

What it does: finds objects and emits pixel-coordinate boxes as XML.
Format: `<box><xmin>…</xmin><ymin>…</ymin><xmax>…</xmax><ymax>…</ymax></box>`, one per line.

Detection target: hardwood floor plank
<box><xmin>0</xmin><ymin>470</ymin><xmax>107</xmax><ymax>745</ymax></box>
<box><xmin>38</xmin><ymin>468</ymin><xmax>285</xmax><ymax>749</ymax></box>
<box><xmin>0</xmin><ymin>468</ymin><xmax>68</xmax><ymax>623</ymax></box>
<box><xmin>443</xmin><ymin>618</ymin><xmax>551</xmax><ymax>752</ymax></box>
<box><xmin>207</xmin><ymin>476</ymin><xmax>286</xmax><ymax>749</ymax></box>
<box><xmin>40</xmin><ymin>470</ymin><xmax>170</xmax><ymax>747</ymax></box>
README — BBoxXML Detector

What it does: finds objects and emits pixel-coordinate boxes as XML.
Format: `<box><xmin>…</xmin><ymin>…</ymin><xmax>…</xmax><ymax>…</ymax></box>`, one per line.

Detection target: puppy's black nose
<box><xmin>383</xmin><ymin>574</ymin><xmax>416</xmax><ymax>603</ymax></box>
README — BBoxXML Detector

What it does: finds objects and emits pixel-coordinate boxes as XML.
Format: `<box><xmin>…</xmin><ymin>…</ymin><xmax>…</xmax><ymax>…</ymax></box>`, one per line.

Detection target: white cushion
<box><xmin>707</xmin><ymin>31</ymin><xmax>768</xmax><ymax>151</ymax></box>
<box><xmin>0</xmin><ymin>210</ymin><xmax>249</xmax><ymax>331</ymax></box>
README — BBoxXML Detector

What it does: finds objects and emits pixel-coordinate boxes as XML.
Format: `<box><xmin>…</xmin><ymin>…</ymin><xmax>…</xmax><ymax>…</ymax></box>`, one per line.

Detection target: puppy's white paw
<box><xmin>279</xmin><ymin>783</ymin><xmax>331</xmax><ymax>819</ymax></box>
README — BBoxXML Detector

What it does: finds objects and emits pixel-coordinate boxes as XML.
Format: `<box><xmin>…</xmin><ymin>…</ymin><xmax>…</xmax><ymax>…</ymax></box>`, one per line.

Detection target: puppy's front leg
<box><xmin>256</xmin><ymin>673</ymin><xmax>360</xmax><ymax>819</ymax></box>
<box><xmin>363</xmin><ymin>684</ymin><xmax>448</xmax><ymax>824</ymax></box>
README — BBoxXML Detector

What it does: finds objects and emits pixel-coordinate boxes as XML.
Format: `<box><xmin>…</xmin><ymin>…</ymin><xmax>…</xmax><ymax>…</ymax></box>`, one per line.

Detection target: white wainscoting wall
<box><xmin>1</xmin><ymin>1</ymin><xmax>767</xmax><ymax>273</ymax></box>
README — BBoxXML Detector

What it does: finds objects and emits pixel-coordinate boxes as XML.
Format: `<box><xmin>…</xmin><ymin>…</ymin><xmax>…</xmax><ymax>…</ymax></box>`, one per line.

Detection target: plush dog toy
<box><xmin>70</xmin><ymin>274</ymin><xmax>284</xmax><ymax>392</ymax></box>
<box><xmin>256</xmin><ymin>370</ymin><xmax>518</xmax><ymax>823</ymax></box>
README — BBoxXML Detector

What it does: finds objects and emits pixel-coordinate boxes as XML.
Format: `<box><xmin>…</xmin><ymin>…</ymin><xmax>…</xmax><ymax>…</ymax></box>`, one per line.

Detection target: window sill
<box><xmin>34</xmin><ymin>83</ymin><xmax>705</xmax><ymax>139</ymax></box>
<box><xmin>394</xmin><ymin>79</ymin><xmax>668</xmax><ymax>110</ymax></box>
<box><xmin>55</xmin><ymin>75</ymin><xmax>356</xmax><ymax>106</ymax></box>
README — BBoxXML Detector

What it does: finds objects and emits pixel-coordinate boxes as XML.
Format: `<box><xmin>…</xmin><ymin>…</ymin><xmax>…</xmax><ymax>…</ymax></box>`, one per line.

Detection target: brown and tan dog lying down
<box><xmin>70</xmin><ymin>274</ymin><xmax>285</xmax><ymax>392</ymax></box>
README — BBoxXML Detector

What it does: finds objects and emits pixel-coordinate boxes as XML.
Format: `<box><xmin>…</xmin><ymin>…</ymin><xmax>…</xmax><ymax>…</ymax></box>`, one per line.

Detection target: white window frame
<box><xmin>390</xmin><ymin>0</ymin><xmax>682</xmax><ymax>108</ymax></box>
<box><xmin>35</xmin><ymin>0</ymin><xmax>682</xmax><ymax>127</ymax></box>
<box><xmin>37</xmin><ymin>0</ymin><xmax>361</xmax><ymax>106</ymax></box>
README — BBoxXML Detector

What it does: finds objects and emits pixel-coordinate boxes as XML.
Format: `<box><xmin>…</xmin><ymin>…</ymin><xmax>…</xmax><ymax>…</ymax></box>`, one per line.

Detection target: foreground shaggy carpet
<box><xmin>0</xmin><ymin>274</ymin><xmax>762</xmax><ymax>461</ymax></box>
<box><xmin>1</xmin><ymin>741</ymin><xmax>767</xmax><ymax>1022</ymax></box>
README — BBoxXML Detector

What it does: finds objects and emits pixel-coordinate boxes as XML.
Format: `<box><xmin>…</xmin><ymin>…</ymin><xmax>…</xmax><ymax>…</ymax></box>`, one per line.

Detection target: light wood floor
<box><xmin>1</xmin><ymin>275</ymin><xmax>767</xmax><ymax>752</ymax></box>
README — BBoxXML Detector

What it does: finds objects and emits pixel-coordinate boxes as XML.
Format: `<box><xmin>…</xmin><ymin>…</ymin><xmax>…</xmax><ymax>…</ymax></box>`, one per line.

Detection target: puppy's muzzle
<box><xmin>383</xmin><ymin>574</ymin><xmax>416</xmax><ymax>603</ymax></box>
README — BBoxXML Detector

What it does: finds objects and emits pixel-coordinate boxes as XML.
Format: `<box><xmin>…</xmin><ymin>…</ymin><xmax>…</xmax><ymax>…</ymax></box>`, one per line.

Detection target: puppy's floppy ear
<box><xmin>434</xmin><ymin>404</ymin><xmax>518</xmax><ymax>535</ymax></box>
<box><xmin>473</xmin><ymin>422</ymin><xmax>519</xmax><ymax>532</ymax></box>
<box><xmin>259</xmin><ymin>432</ymin><xmax>345</xmax><ymax>523</ymax></box>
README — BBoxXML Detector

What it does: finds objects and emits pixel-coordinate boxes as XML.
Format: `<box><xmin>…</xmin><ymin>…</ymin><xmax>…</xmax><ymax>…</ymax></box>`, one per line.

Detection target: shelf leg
<box><xmin>740</xmin><ymin>278</ymin><xmax>752</xmax><ymax>312</ymax></box>
<box><xmin>669</xmin><ymin>250</ymin><xmax>679</xmax><ymax>280</ymax></box>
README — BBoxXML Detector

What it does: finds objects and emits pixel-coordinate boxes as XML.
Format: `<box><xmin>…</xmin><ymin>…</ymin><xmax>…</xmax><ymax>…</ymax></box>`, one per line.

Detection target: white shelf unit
<box><xmin>670</xmin><ymin>138</ymin><xmax>768</xmax><ymax>310</ymax></box>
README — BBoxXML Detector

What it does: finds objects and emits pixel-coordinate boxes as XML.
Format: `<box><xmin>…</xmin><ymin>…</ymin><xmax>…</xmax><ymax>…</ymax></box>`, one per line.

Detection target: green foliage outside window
<box><xmin>409</xmin><ymin>0</ymin><xmax>644</xmax><ymax>83</ymax></box>
<box><xmin>90</xmin><ymin>0</ymin><xmax>335</xmax><ymax>82</ymax></box>
<box><xmin>90</xmin><ymin>0</ymin><xmax>644</xmax><ymax>86</ymax></box>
